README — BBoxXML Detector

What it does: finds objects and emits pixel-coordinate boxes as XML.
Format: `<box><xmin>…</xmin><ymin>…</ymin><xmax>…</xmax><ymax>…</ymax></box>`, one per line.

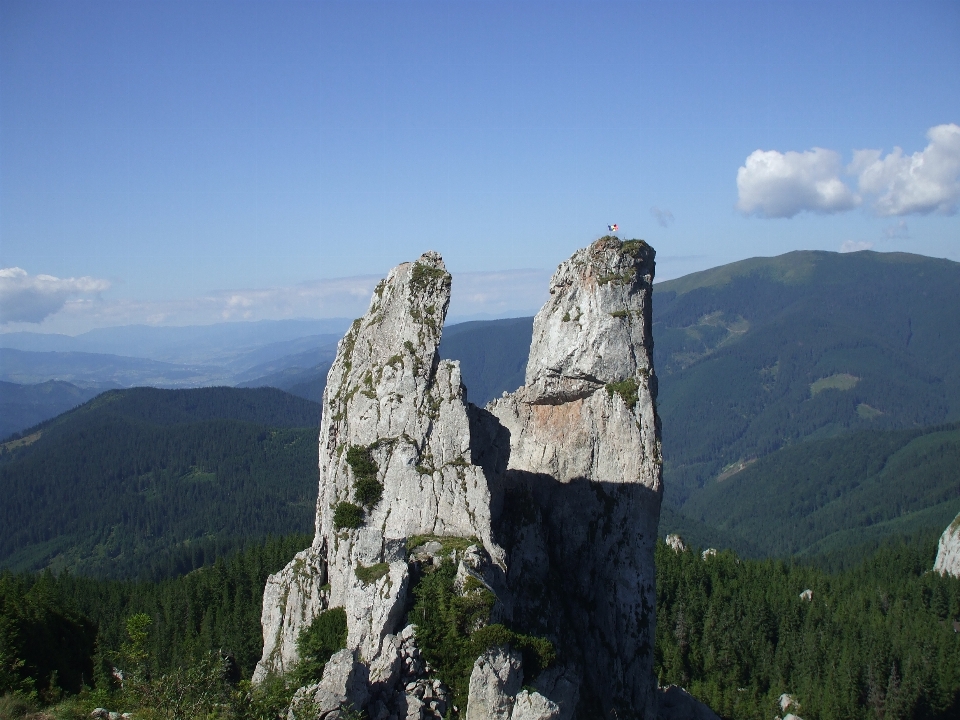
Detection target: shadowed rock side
<box><xmin>488</xmin><ymin>237</ymin><xmax>663</xmax><ymax>719</ymax></box>
<box><xmin>254</xmin><ymin>238</ymin><xmax>666</xmax><ymax>720</ymax></box>
<box><xmin>934</xmin><ymin>511</ymin><xmax>960</xmax><ymax>577</ymax></box>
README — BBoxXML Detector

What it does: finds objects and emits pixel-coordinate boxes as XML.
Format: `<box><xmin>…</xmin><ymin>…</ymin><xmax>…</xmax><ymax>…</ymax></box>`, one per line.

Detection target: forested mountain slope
<box><xmin>653</xmin><ymin>250</ymin><xmax>960</xmax><ymax>504</ymax></box>
<box><xmin>681</xmin><ymin>422</ymin><xmax>960</xmax><ymax>558</ymax></box>
<box><xmin>0</xmin><ymin>387</ymin><xmax>320</xmax><ymax>578</ymax></box>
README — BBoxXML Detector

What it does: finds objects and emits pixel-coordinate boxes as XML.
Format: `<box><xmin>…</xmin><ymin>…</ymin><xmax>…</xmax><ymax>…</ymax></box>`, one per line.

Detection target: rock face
<box><xmin>934</xmin><ymin>511</ymin><xmax>960</xmax><ymax>577</ymax></box>
<box><xmin>255</xmin><ymin>251</ymin><xmax>505</xmax><ymax>680</ymax></box>
<box><xmin>254</xmin><ymin>238</ymin><xmax>664</xmax><ymax>720</ymax></box>
<box><xmin>488</xmin><ymin>237</ymin><xmax>662</xmax><ymax>719</ymax></box>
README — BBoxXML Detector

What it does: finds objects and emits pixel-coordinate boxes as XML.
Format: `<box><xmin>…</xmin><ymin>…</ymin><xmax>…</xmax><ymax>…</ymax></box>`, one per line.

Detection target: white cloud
<box><xmin>650</xmin><ymin>206</ymin><xmax>675</xmax><ymax>227</ymax></box>
<box><xmin>448</xmin><ymin>269</ymin><xmax>552</xmax><ymax>320</ymax></box>
<box><xmin>840</xmin><ymin>240</ymin><xmax>873</xmax><ymax>253</ymax></box>
<box><xmin>0</xmin><ymin>267</ymin><xmax>110</xmax><ymax>324</ymax></box>
<box><xmin>0</xmin><ymin>268</ymin><xmax>553</xmax><ymax>334</ymax></box>
<box><xmin>736</xmin><ymin>147</ymin><xmax>860</xmax><ymax>218</ymax></box>
<box><xmin>850</xmin><ymin>123</ymin><xmax>960</xmax><ymax>216</ymax></box>
<box><xmin>737</xmin><ymin>124</ymin><xmax>960</xmax><ymax>220</ymax></box>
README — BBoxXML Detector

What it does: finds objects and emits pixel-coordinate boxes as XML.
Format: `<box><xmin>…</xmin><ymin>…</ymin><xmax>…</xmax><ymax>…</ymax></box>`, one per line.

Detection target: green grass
<box><xmin>354</xmin><ymin>562</ymin><xmax>390</xmax><ymax>584</ymax></box>
<box><xmin>810</xmin><ymin>373</ymin><xmax>859</xmax><ymax>395</ymax></box>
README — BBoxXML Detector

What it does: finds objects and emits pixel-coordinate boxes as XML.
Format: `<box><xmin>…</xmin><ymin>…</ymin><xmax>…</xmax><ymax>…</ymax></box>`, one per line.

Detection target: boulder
<box><xmin>666</xmin><ymin>534</ymin><xmax>687</xmax><ymax>553</ymax></box>
<box><xmin>510</xmin><ymin>689</ymin><xmax>561</xmax><ymax>720</ymax></box>
<box><xmin>466</xmin><ymin>647</ymin><xmax>524</xmax><ymax>720</ymax></box>
<box><xmin>934</xmin><ymin>511</ymin><xmax>960</xmax><ymax>577</ymax></box>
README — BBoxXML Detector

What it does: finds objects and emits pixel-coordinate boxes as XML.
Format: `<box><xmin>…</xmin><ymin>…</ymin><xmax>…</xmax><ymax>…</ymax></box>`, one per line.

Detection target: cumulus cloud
<box><xmin>0</xmin><ymin>267</ymin><xmax>110</xmax><ymax>324</ymax></box>
<box><xmin>850</xmin><ymin>123</ymin><xmax>960</xmax><ymax>216</ymax></box>
<box><xmin>736</xmin><ymin>147</ymin><xmax>860</xmax><ymax>218</ymax></box>
<box><xmin>650</xmin><ymin>206</ymin><xmax>675</xmax><ymax>227</ymax></box>
<box><xmin>737</xmin><ymin>124</ymin><xmax>960</xmax><ymax>219</ymax></box>
<box><xmin>840</xmin><ymin>240</ymin><xmax>873</xmax><ymax>253</ymax></box>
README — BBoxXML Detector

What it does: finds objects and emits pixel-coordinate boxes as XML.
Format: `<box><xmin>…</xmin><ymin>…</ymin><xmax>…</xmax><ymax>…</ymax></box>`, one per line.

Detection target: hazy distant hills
<box><xmin>0</xmin><ymin>387</ymin><xmax>320</xmax><ymax>578</ymax></box>
<box><xmin>0</xmin><ymin>320</ymin><xmax>347</xmax><ymax>437</ymax></box>
<box><xmin>0</xmin><ymin>318</ymin><xmax>351</xmax><ymax>365</ymax></box>
<box><xmin>0</xmin><ymin>380</ymin><xmax>101</xmax><ymax>441</ymax></box>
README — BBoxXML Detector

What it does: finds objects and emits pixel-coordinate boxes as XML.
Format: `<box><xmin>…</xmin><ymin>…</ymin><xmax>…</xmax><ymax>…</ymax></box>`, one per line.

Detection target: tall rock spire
<box><xmin>255</xmin><ymin>251</ymin><xmax>504</xmax><ymax>679</ymax></box>
<box><xmin>488</xmin><ymin>236</ymin><xmax>662</xmax><ymax>719</ymax></box>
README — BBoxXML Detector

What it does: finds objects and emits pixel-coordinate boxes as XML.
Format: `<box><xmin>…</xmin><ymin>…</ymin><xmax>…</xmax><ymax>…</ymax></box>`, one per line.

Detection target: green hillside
<box><xmin>0</xmin><ymin>387</ymin><xmax>320</xmax><ymax>578</ymax></box>
<box><xmin>680</xmin><ymin>422</ymin><xmax>960</xmax><ymax>558</ymax></box>
<box><xmin>654</xmin><ymin>250</ymin><xmax>960</xmax><ymax>505</ymax></box>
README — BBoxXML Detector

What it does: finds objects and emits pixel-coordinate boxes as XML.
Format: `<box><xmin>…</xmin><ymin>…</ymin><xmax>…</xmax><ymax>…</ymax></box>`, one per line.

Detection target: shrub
<box><xmin>410</xmin><ymin>561</ymin><xmax>554</xmax><ymax>714</ymax></box>
<box><xmin>345</xmin><ymin>445</ymin><xmax>378</xmax><ymax>479</ymax></box>
<box><xmin>605</xmin><ymin>377</ymin><xmax>639</xmax><ymax>409</ymax></box>
<box><xmin>333</xmin><ymin>502</ymin><xmax>363</xmax><ymax>530</ymax></box>
<box><xmin>346</xmin><ymin>445</ymin><xmax>383</xmax><ymax>509</ymax></box>
<box><xmin>353</xmin><ymin>477</ymin><xmax>383</xmax><ymax>508</ymax></box>
<box><xmin>294</xmin><ymin>608</ymin><xmax>348</xmax><ymax>686</ymax></box>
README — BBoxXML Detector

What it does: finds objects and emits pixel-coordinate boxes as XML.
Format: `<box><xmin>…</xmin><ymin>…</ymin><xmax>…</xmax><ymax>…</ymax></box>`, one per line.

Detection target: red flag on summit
<box><xmin>607</xmin><ymin>224</ymin><xmax>618</xmax><ymax>232</ymax></box>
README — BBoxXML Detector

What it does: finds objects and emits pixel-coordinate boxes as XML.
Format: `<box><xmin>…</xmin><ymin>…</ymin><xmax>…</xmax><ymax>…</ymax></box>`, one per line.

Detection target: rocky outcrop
<box><xmin>255</xmin><ymin>237</ymin><xmax>666</xmax><ymax>720</ymax></box>
<box><xmin>287</xmin><ymin>649</ymin><xmax>370</xmax><ymax>720</ymax></box>
<box><xmin>665</xmin><ymin>534</ymin><xmax>687</xmax><ymax>553</ymax></box>
<box><xmin>934</xmin><ymin>511</ymin><xmax>960</xmax><ymax>577</ymax></box>
<box><xmin>488</xmin><ymin>237</ymin><xmax>662</xmax><ymax>719</ymax></box>
<box><xmin>466</xmin><ymin>647</ymin><xmax>523</xmax><ymax>720</ymax></box>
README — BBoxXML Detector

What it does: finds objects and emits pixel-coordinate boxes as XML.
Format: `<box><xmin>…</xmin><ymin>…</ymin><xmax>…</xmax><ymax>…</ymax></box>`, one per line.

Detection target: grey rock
<box><xmin>257</xmin><ymin>251</ymin><xmax>507</xmax><ymax>676</ymax></box>
<box><xmin>466</xmin><ymin>647</ymin><xmax>523</xmax><ymax>720</ymax></box>
<box><xmin>531</xmin><ymin>665</ymin><xmax>580</xmax><ymax>720</ymax></box>
<box><xmin>657</xmin><ymin>685</ymin><xmax>720</xmax><ymax>720</ymax></box>
<box><xmin>421</xmin><ymin>541</ymin><xmax>443</xmax><ymax>556</ymax></box>
<box><xmin>287</xmin><ymin>649</ymin><xmax>370</xmax><ymax>720</ymax></box>
<box><xmin>666</xmin><ymin>534</ymin><xmax>687</xmax><ymax>553</ymax></box>
<box><xmin>487</xmin><ymin>237</ymin><xmax>662</xmax><ymax>719</ymax></box>
<box><xmin>799</xmin><ymin>589</ymin><xmax>813</xmax><ymax>601</ymax></box>
<box><xmin>779</xmin><ymin>693</ymin><xmax>798</xmax><ymax>713</ymax></box>
<box><xmin>254</xmin><ymin>546</ymin><xmax>329</xmax><ymax>682</ymax></box>
<box><xmin>369</xmin><ymin>634</ymin><xmax>402</xmax><ymax>693</ymax></box>
<box><xmin>701</xmin><ymin>548</ymin><xmax>717</xmax><ymax>560</ymax></box>
<box><xmin>510</xmin><ymin>690</ymin><xmax>561</xmax><ymax>720</ymax></box>
<box><xmin>934</xmin><ymin>512</ymin><xmax>960</xmax><ymax>577</ymax></box>
<box><xmin>259</xmin><ymin>239</ymin><xmax>665</xmax><ymax>720</ymax></box>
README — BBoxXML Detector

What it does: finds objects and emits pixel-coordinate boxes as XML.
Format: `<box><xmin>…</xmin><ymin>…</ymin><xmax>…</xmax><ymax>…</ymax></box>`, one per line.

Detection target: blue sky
<box><xmin>1</xmin><ymin>0</ymin><xmax>958</xmax><ymax>332</ymax></box>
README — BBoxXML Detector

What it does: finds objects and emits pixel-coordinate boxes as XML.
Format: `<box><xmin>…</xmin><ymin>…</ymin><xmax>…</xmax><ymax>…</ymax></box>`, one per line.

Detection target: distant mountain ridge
<box><xmin>0</xmin><ymin>380</ymin><xmax>100</xmax><ymax>441</ymax></box>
